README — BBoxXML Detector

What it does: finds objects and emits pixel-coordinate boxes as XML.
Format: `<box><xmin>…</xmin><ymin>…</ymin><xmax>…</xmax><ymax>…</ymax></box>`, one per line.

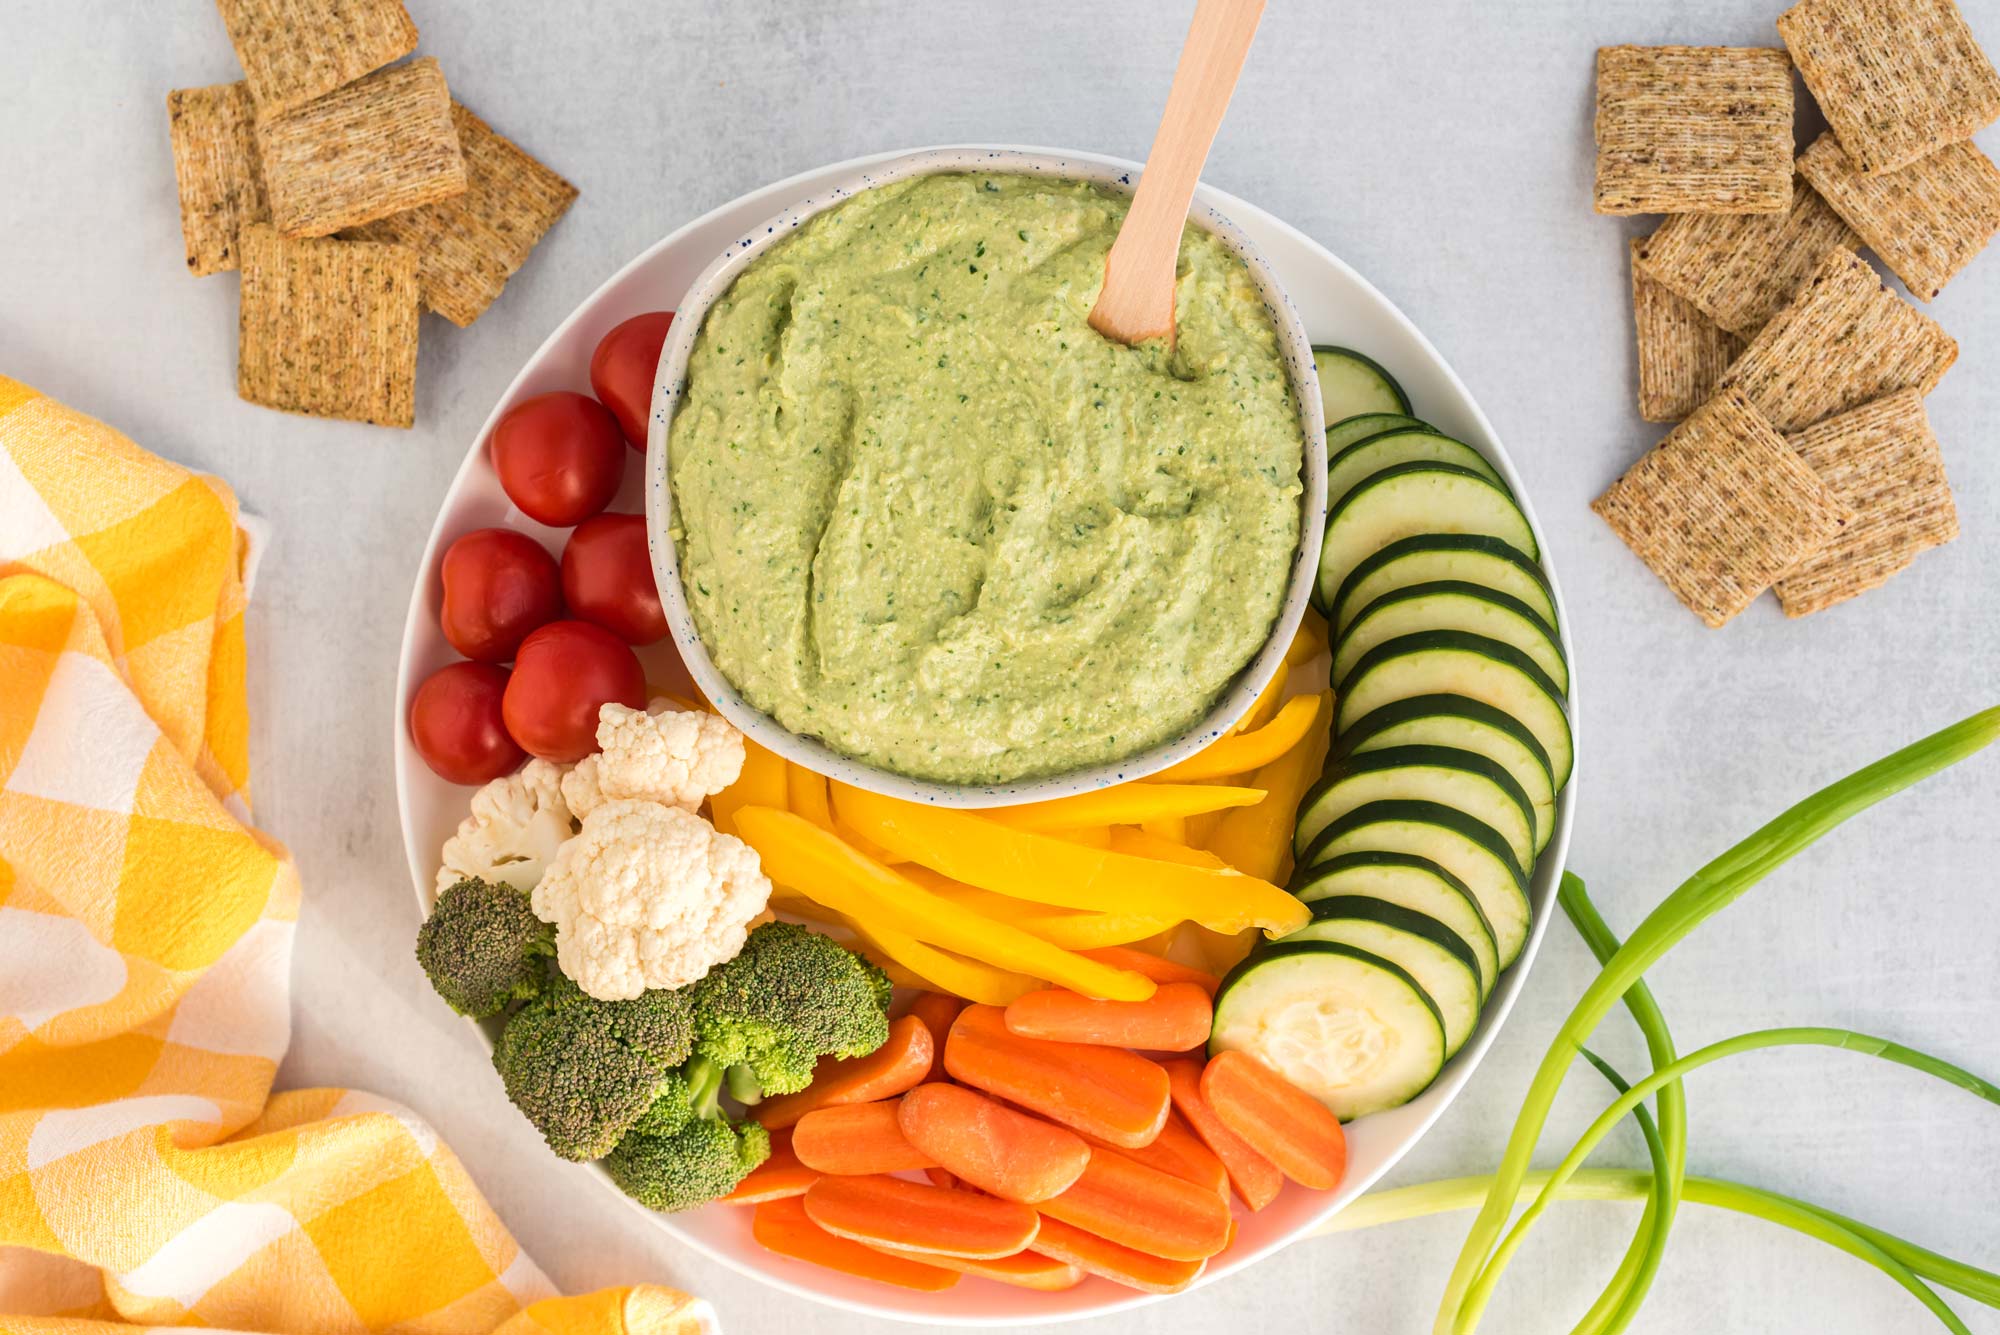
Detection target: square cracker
<box><xmin>216</xmin><ymin>0</ymin><xmax>417</xmax><ymax>116</ymax></box>
<box><xmin>1717</xmin><ymin>245</ymin><xmax>1956</xmax><ymax>431</ymax></box>
<box><xmin>258</xmin><ymin>57</ymin><xmax>466</xmax><ymax>238</ymax></box>
<box><xmin>1775</xmin><ymin>390</ymin><xmax>1958</xmax><ymax>614</ymax></box>
<box><xmin>341</xmin><ymin>102</ymin><xmax>577</xmax><ymax>326</ymax></box>
<box><xmin>1777</xmin><ymin>0</ymin><xmax>2000</xmax><ymax>175</ymax></box>
<box><xmin>237</xmin><ymin>223</ymin><xmax>419</xmax><ymax>426</ymax></box>
<box><xmin>167</xmin><ymin>81</ymin><xmax>270</xmax><ymax>276</ymax></box>
<box><xmin>1593</xmin><ymin>387</ymin><xmax>1851</xmax><ymax>627</ymax></box>
<box><xmin>1797</xmin><ymin>130</ymin><xmax>2000</xmax><ymax>299</ymax></box>
<box><xmin>1594</xmin><ymin>46</ymin><xmax>1794</xmax><ymax>215</ymax></box>
<box><xmin>1631</xmin><ymin>239</ymin><xmax>1746</xmax><ymax>421</ymax></box>
<box><xmin>1634</xmin><ymin>176</ymin><xmax>1861</xmax><ymax>335</ymax></box>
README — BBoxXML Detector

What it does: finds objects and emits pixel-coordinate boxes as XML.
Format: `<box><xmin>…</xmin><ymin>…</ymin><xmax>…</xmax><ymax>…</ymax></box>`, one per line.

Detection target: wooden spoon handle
<box><xmin>1089</xmin><ymin>0</ymin><xmax>1266</xmax><ymax>346</ymax></box>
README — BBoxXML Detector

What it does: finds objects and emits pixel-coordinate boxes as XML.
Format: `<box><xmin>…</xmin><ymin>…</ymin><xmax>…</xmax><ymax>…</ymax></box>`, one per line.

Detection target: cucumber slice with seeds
<box><xmin>1334</xmin><ymin>581</ymin><xmax>1568</xmax><ymax>694</ymax></box>
<box><xmin>1295</xmin><ymin>745</ymin><xmax>1537</xmax><ymax>872</ymax></box>
<box><xmin>1280</xmin><ymin>896</ymin><xmax>1483</xmax><ymax>1057</ymax></box>
<box><xmin>1317</xmin><ymin>465</ymin><xmax>1538</xmax><ymax>611</ymax></box>
<box><xmin>1326</xmin><ymin>430</ymin><xmax>1508</xmax><ymax>510</ymax></box>
<box><xmin>1313</xmin><ymin>345</ymin><xmax>1411</xmax><ymax>419</ymax></box>
<box><xmin>1331</xmin><ymin>535</ymin><xmax>1557</xmax><ymax>635</ymax></box>
<box><xmin>1333</xmin><ymin>695</ymin><xmax>1557</xmax><ymax>854</ymax></box>
<box><xmin>1210</xmin><ymin>941</ymin><xmax>1444</xmax><ymax>1120</ymax></box>
<box><xmin>1293</xmin><ymin>851</ymin><xmax>1498</xmax><ymax>1000</ymax></box>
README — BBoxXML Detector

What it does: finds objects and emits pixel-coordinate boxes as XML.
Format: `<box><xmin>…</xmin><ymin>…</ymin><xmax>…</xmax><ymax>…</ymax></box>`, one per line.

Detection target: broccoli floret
<box><xmin>416</xmin><ymin>876</ymin><xmax>554</xmax><ymax>1018</ymax></box>
<box><xmin>690</xmin><ymin>922</ymin><xmax>893</xmax><ymax>1097</ymax></box>
<box><xmin>628</xmin><ymin>1054</ymin><xmax>725</xmax><ymax>1138</ymax></box>
<box><xmin>493</xmin><ymin>973</ymin><xmax>695</xmax><ymax>1160</ymax></box>
<box><xmin>604</xmin><ymin>1108</ymin><xmax>771</xmax><ymax>1213</ymax></box>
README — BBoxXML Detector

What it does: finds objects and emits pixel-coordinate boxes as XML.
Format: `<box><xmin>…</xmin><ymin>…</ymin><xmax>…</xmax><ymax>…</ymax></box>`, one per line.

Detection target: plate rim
<box><xmin>391</xmin><ymin>141</ymin><xmax>1577</xmax><ymax>1326</ymax></box>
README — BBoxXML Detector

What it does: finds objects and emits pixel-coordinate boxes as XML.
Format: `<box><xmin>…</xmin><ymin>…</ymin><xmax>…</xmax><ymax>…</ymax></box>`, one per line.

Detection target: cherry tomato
<box><xmin>438</xmin><ymin>528</ymin><xmax>562</xmax><ymax>662</ymax></box>
<box><xmin>590</xmin><ymin>311</ymin><xmax>674</xmax><ymax>449</ymax></box>
<box><xmin>490</xmin><ymin>391</ymin><xmax>626</xmax><ymax>526</ymax></box>
<box><xmin>409</xmin><ymin>661</ymin><xmax>525</xmax><ymax>784</ymax></box>
<box><xmin>561</xmin><ymin>513</ymin><xmax>668</xmax><ymax>645</ymax></box>
<box><xmin>503</xmin><ymin>619</ymin><xmax>647</xmax><ymax>762</ymax></box>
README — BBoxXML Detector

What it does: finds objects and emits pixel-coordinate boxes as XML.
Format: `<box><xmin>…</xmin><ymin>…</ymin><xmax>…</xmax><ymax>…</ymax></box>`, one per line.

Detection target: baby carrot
<box><xmin>1077</xmin><ymin>946</ymin><xmax>1221</xmax><ymax>998</ymax></box>
<box><xmin>1004</xmin><ymin>981</ymin><xmax>1213</xmax><ymax>1050</ymax></box>
<box><xmin>752</xmin><ymin>1196</ymin><xmax>958</xmax><ymax>1291</ymax></box>
<box><xmin>803</xmin><ymin>1174</ymin><xmax>1040</xmax><ymax>1260</ymax></box>
<box><xmin>1038</xmin><ymin>1144</ymin><xmax>1232</xmax><ymax>1261</ymax></box>
<box><xmin>1202</xmin><ymin>1050</ymin><xmax>1348</xmax><ymax>1191</ymax></box>
<box><xmin>1084</xmin><ymin>1111</ymin><xmax>1227</xmax><ymax>1199</ymax></box>
<box><xmin>903</xmin><ymin>991</ymin><xmax>965</xmax><ymax>1081</ymax></box>
<box><xmin>1162</xmin><ymin>1058</ymin><xmax>1283</xmax><ymax>1210</ymax></box>
<box><xmin>1028</xmin><ymin>1216</ymin><xmax>1205</xmax><ymax>1294</ymax></box>
<box><xmin>866</xmin><ymin>1244</ymin><xmax>1085</xmax><ymax>1291</ymax></box>
<box><xmin>925</xmin><ymin>1165</ymin><xmax>959</xmax><ymax>1190</ymax></box>
<box><xmin>719</xmin><ymin>1129</ymin><xmax>818</xmax><ymax>1205</ymax></box>
<box><xmin>898</xmin><ymin>1082</ymin><xmax>1090</xmax><ymax>1203</ymax></box>
<box><xmin>792</xmin><ymin>1099</ymin><xmax>936</xmax><ymax>1175</ymax></box>
<box><xmin>943</xmin><ymin>1005</ymin><xmax>1170</xmax><ymax>1148</ymax></box>
<box><xmin>755</xmin><ymin>1015</ymin><xmax>933</xmax><ymax>1129</ymax></box>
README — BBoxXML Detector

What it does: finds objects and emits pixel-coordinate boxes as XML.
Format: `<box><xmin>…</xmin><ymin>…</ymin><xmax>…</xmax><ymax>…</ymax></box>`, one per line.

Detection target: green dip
<box><xmin>668</xmin><ymin>173</ymin><xmax>1303</xmax><ymax>784</ymax></box>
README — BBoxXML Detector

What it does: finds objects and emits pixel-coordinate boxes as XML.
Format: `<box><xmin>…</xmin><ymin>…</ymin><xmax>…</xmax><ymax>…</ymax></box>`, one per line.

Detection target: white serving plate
<box><xmin>393</xmin><ymin>143</ymin><xmax>1577</xmax><ymax>1327</ymax></box>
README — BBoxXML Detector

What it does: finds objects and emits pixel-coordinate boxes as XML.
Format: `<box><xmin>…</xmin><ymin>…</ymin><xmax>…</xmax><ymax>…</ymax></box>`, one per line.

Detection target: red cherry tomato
<box><xmin>490</xmin><ymin>391</ymin><xmax>626</xmax><ymax>526</ymax></box>
<box><xmin>503</xmin><ymin>620</ymin><xmax>647</xmax><ymax>762</ymax></box>
<box><xmin>590</xmin><ymin>311</ymin><xmax>675</xmax><ymax>449</ymax></box>
<box><xmin>409</xmin><ymin>661</ymin><xmax>525</xmax><ymax>784</ymax></box>
<box><xmin>561</xmin><ymin>513</ymin><xmax>668</xmax><ymax>645</ymax></box>
<box><xmin>438</xmin><ymin>528</ymin><xmax>562</xmax><ymax>662</ymax></box>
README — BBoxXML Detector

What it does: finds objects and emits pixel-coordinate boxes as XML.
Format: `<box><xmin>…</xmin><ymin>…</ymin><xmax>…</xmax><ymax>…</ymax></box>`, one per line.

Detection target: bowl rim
<box><xmin>641</xmin><ymin>146</ymin><xmax>1328</xmax><ymax>808</ymax></box>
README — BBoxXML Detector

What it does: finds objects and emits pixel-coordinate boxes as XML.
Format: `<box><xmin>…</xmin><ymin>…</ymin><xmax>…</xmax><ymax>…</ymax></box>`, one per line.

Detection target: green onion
<box><xmin>1432</xmin><ymin>705</ymin><xmax>2000</xmax><ymax>1333</ymax></box>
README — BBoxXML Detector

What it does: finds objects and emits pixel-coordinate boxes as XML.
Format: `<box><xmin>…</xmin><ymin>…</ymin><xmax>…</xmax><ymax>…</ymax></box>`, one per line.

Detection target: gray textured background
<box><xmin>4</xmin><ymin>1</ymin><xmax>1998</xmax><ymax>1331</ymax></box>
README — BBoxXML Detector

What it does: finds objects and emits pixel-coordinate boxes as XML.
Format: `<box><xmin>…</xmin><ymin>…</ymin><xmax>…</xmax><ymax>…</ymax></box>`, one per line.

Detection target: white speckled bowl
<box><xmin>642</xmin><ymin>147</ymin><xmax>1327</xmax><ymax>808</ymax></box>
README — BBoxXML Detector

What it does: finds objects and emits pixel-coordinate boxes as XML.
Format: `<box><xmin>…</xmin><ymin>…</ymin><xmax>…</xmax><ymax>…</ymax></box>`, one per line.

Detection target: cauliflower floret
<box><xmin>435</xmin><ymin>759</ymin><xmax>577</xmax><ymax>894</ymax></box>
<box><xmin>531</xmin><ymin>798</ymin><xmax>771</xmax><ymax>1001</ymax></box>
<box><xmin>561</xmin><ymin>699</ymin><xmax>746</xmax><ymax>820</ymax></box>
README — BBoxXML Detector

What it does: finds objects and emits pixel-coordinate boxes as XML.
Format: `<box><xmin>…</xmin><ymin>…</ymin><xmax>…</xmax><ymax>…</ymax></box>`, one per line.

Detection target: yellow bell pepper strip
<box><xmin>734</xmin><ymin>807</ymin><xmax>1157</xmax><ymax>1000</ymax></box>
<box><xmin>1150</xmin><ymin>692</ymin><xmax>1324</xmax><ymax>783</ymax></box>
<box><xmin>1141</xmin><ymin>815</ymin><xmax>1189</xmax><ymax>843</ymax></box>
<box><xmin>787</xmin><ymin>764</ymin><xmax>835</xmax><ymax>829</ymax></box>
<box><xmin>1287</xmin><ymin>607</ymin><xmax>1329</xmax><ymax>667</ymax></box>
<box><xmin>1106</xmin><ymin>826</ymin><xmax>1229</xmax><ymax>869</ymax></box>
<box><xmin>984</xmin><ymin>783</ymin><xmax>1265</xmax><ymax>834</ymax></box>
<box><xmin>899</xmin><ymin>868</ymin><xmax>1044</xmax><ymax>922</ymax></box>
<box><xmin>849</xmin><ymin>919</ymin><xmax>1039</xmax><ymax>1005</ymax></box>
<box><xmin>1208</xmin><ymin>690</ymin><xmax>1333</xmax><ymax>884</ymax></box>
<box><xmin>830</xmin><ymin>783</ymin><xmax>1308</xmax><ymax>936</ymax></box>
<box><xmin>1019</xmin><ymin>909</ymin><xmax>1177</xmax><ymax>950</ymax></box>
<box><xmin>710</xmin><ymin>736</ymin><xmax>789</xmax><ymax>835</ymax></box>
<box><xmin>1231</xmin><ymin>665</ymin><xmax>1288</xmax><ymax>735</ymax></box>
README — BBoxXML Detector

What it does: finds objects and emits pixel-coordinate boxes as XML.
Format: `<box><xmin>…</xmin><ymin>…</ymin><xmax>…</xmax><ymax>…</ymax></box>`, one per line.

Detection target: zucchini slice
<box><xmin>1333</xmin><ymin>581</ymin><xmax>1568</xmax><ymax>694</ymax></box>
<box><xmin>1313</xmin><ymin>345</ymin><xmax>1411</xmax><ymax>419</ymax></box>
<box><xmin>1333</xmin><ymin>695</ymin><xmax>1557</xmax><ymax>854</ymax></box>
<box><xmin>1330</xmin><ymin>534</ymin><xmax>1557</xmax><ymax>635</ymax></box>
<box><xmin>1293</xmin><ymin>851</ymin><xmax>1498</xmax><ymax>1000</ymax></box>
<box><xmin>1281</xmin><ymin>896</ymin><xmax>1483</xmax><ymax>1057</ymax></box>
<box><xmin>1211</xmin><ymin>941</ymin><xmax>1444</xmax><ymax>1120</ymax></box>
<box><xmin>1300</xmin><ymin>799</ymin><xmax>1531</xmax><ymax>968</ymax></box>
<box><xmin>1326</xmin><ymin>429</ymin><xmax>1507</xmax><ymax>510</ymax></box>
<box><xmin>1317</xmin><ymin>464</ymin><xmax>1538</xmax><ymax>611</ymax></box>
<box><xmin>1326</xmin><ymin>412</ymin><xmax>1430</xmax><ymax>454</ymax></box>
<box><xmin>1295</xmin><ymin>744</ymin><xmax>1537</xmax><ymax>872</ymax></box>
<box><xmin>1336</xmin><ymin>631</ymin><xmax>1573</xmax><ymax>790</ymax></box>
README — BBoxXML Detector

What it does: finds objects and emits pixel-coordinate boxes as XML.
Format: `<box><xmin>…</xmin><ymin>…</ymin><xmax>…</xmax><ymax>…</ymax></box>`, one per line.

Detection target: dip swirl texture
<box><xmin>668</xmin><ymin>173</ymin><xmax>1303</xmax><ymax>784</ymax></box>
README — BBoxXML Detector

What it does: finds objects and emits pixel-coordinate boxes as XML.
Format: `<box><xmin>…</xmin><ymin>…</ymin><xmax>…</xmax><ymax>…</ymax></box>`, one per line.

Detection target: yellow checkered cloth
<box><xmin>0</xmin><ymin>377</ymin><xmax>712</xmax><ymax>1335</ymax></box>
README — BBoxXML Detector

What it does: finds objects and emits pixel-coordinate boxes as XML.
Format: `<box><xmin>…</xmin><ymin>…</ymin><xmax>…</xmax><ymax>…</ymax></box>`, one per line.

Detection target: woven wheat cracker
<box><xmin>237</xmin><ymin>224</ymin><xmax>419</xmax><ymax>427</ymax></box>
<box><xmin>1593</xmin><ymin>387</ymin><xmax>1851</xmax><ymax>626</ymax></box>
<box><xmin>1594</xmin><ymin>46</ymin><xmax>1793</xmax><ymax>214</ymax></box>
<box><xmin>1718</xmin><ymin>246</ymin><xmax>1956</xmax><ymax>431</ymax></box>
<box><xmin>216</xmin><ymin>0</ymin><xmax>417</xmax><ymax>116</ymax></box>
<box><xmin>258</xmin><ymin>57</ymin><xmax>466</xmax><ymax>238</ymax></box>
<box><xmin>1634</xmin><ymin>176</ymin><xmax>1860</xmax><ymax>335</ymax></box>
<box><xmin>1774</xmin><ymin>390</ymin><xmax>1958</xmax><ymax>614</ymax></box>
<box><xmin>1778</xmin><ymin>0</ymin><xmax>2000</xmax><ymax>175</ymax></box>
<box><xmin>342</xmin><ymin>103</ymin><xmax>576</xmax><ymax>326</ymax></box>
<box><xmin>1797</xmin><ymin>130</ymin><xmax>2000</xmax><ymax>299</ymax></box>
<box><xmin>167</xmin><ymin>82</ymin><xmax>270</xmax><ymax>276</ymax></box>
<box><xmin>1631</xmin><ymin>240</ymin><xmax>1746</xmax><ymax>421</ymax></box>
